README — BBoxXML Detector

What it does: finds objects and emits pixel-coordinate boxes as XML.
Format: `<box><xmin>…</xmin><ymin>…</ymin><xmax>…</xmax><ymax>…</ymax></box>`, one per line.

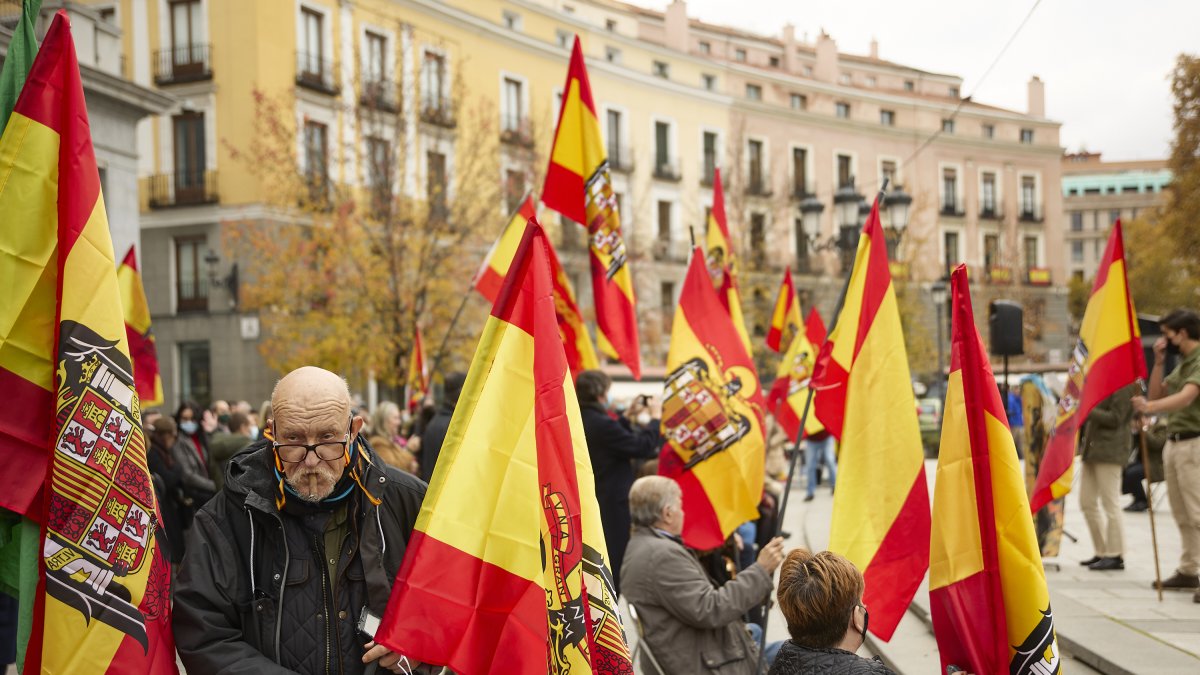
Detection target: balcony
<box><xmin>176</xmin><ymin>278</ymin><xmax>209</xmax><ymax>313</ymax></box>
<box><xmin>500</xmin><ymin>115</ymin><xmax>535</xmax><ymax>148</ymax></box>
<box><xmin>153</xmin><ymin>44</ymin><xmax>212</xmax><ymax>85</ymax></box>
<box><xmin>608</xmin><ymin>146</ymin><xmax>634</xmax><ymax>173</ymax></box>
<box><xmin>979</xmin><ymin>206</ymin><xmax>1003</xmax><ymax>220</ymax></box>
<box><xmin>420</xmin><ymin>100</ymin><xmax>456</xmax><ymax>128</ymax></box>
<box><xmin>296</xmin><ymin>52</ymin><xmax>340</xmax><ymax>95</ymax></box>
<box><xmin>652</xmin><ymin>157</ymin><xmax>681</xmax><ymax>182</ymax></box>
<box><xmin>699</xmin><ymin>161</ymin><xmax>717</xmax><ymax>187</ymax></box>
<box><xmin>746</xmin><ymin>174</ymin><xmax>772</xmax><ymax>197</ymax></box>
<box><xmin>148</xmin><ymin>170</ymin><xmax>218</xmax><ymax>208</ymax></box>
<box><xmin>651</xmin><ymin>239</ymin><xmax>690</xmax><ymax>262</ymax></box>
<box><xmin>790</xmin><ymin>185</ymin><xmax>815</xmax><ymax>200</ymax></box>
<box><xmin>940</xmin><ymin>201</ymin><xmax>965</xmax><ymax>217</ymax></box>
<box><xmin>300</xmin><ymin>171</ymin><xmax>333</xmax><ymax>211</ymax></box>
<box><xmin>1025</xmin><ymin>267</ymin><xmax>1051</xmax><ymax>286</ymax></box>
<box><xmin>987</xmin><ymin>266</ymin><xmax>1013</xmax><ymax>284</ymax></box>
<box><xmin>1019</xmin><ymin>204</ymin><xmax>1044</xmax><ymax>223</ymax></box>
<box><xmin>359</xmin><ymin>79</ymin><xmax>399</xmax><ymax>113</ymax></box>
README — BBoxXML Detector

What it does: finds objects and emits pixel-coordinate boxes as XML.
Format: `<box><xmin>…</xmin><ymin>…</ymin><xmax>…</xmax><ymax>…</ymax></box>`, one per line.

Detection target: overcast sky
<box><xmin>677</xmin><ymin>0</ymin><xmax>1196</xmax><ymax>161</ymax></box>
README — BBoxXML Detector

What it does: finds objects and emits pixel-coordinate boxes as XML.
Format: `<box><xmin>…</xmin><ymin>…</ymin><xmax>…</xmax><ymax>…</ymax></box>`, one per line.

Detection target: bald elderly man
<box><xmin>174</xmin><ymin>367</ymin><xmax>429</xmax><ymax>674</ymax></box>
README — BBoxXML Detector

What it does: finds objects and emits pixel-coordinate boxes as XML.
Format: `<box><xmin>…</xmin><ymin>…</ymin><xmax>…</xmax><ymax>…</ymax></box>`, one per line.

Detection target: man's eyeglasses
<box><xmin>273</xmin><ymin>420</ymin><xmax>352</xmax><ymax>464</ymax></box>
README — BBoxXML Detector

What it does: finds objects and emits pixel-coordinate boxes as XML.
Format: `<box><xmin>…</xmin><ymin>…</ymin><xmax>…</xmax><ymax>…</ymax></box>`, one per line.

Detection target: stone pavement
<box><xmin>765</xmin><ymin>457</ymin><xmax>1200</xmax><ymax>674</ymax></box>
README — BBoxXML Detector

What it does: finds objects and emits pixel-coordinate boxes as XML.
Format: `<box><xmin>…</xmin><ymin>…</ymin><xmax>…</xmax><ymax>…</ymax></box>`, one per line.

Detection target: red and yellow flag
<box><xmin>0</xmin><ymin>12</ymin><xmax>176</xmax><ymax>672</ymax></box>
<box><xmin>542</xmin><ymin>35</ymin><xmax>640</xmax><ymax>379</ymax></box>
<box><xmin>767</xmin><ymin>320</ymin><xmax>825</xmax><ymax>443</ymax></box>
<box><xmin>931</xmin><ymin>264</ymin><xmax>1061</xmax><ymax>675</ymax></box>
<box><xmin>405</xmin><ymin>325</ymin><xmax>428</xmax><ymax>413</ymax></box>
<box><xmin>377</xmin><ymin>219</ymin><xmax>632</xmax><ymax>675</ymax></box>
<box><xmin>806</xmin><ymin>307</ymin><xmax>827</xmax><ymax>348</ymax></box>
<box><xmin>658</xmin><ymin>247</ymin><xmax>766</xmax><ymax>550</ymax></box>
<box><xmin>474</xmin><ymin>195</ymin><xmax>598</xmax><ymax>376</ymax></box>
<box><xmin>117</xmin><ymin>246</ymin><xmax>163</xmax><ymax>409</ymax></box>
<box><xmin>1030</xmin><ymin>221</ymin><xmax>1145</xmax><ymax>512</ymax></box>
<box><xmin>705</xmin><ymin>168</ymin><xmax>752</xmax><ymax>354</ymax></box>
<box><xmin>812</xmin><ymin>197</ymin><xmax>929</xmax><ymax>641</ymax></box>
<box><xmin>765</xmin><ymin>268</ymin><xmax>801</xmax><ymax>353</ymax></box>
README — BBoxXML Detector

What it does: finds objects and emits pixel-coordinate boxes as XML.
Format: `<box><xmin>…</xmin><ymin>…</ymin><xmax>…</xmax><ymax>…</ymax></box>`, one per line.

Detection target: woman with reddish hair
<box><xmin>769</xmin><ymin>548</ymin><xmax>895</xmax><ymax>674</ymax></box>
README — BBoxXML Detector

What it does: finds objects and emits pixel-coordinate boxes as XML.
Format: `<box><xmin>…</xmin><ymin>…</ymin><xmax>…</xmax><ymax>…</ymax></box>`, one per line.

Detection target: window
<box><xmin>366</xmin><ymin>136</ymin><xmax>391</xmax><ymax>214</ymax></box>
<box><xmin>556</xmin><ymin>29</ymin><xmax>571</xmax><ymax>49</ymax></box>
<box><xmin>427</xmin><ymin>151</ymin><xmax>448</xmax><ymax>217</ymax></box>
<box><xmin>942</xmin><ymin>168</ymin><xmax>958</xmax><ymax>214</ymax></box>
<box><xmin>837</xmin><ymin>154</ymin><xmax>853</xmax><ymax>189</ymax></box>
<box><xmin>880</xmin><ymin>109</ymin><xmax>894</xmax><ymax>126</ymax></box>
<box><xmin>605</xmin><ymin>18</ymin><xmax>617</xmax><ymax>32</ymax></box>
<box><xmin>606</xmin><ymin>110</ymin><xmax>623</xmax><ymax>168</ymax></box>
<box><xmin>178</xmin><ymin>341</ymin><xmax>211</xmax><ymax>406</ymax></box>
<box><xmin>1020</xmin><ymin>128</ymin><xmax>1034</xmax><ymax>144</ymax></box>
<box><xmin>702</xmin><ymin>74</ymin><xmax>716</xmax><ymax>91</ymax></box>
<box><xmin>735</xmin><ymin>48</ymin><xmax>746</xmax><ymax>62</ymax></box>
<box><xmin>790</xmin><ymin>93</ymin><xmax>807</xmax><ymax>110</ymax></box>
<box><xmin>699</xmin><ymin>41</ymin><xmax>711</xmax><ymax>55</ymax></box>
<box><xmin>1070</xmin><ymin>211</ymin><xmax>1083</xmax><ymax>231</ymax></box>
<box><xmin>803</xmin><ymin>65</ymin><xmax>813</xmax><ymax>77</ymax></box>
<box><xmin>421</xmin><ymin>51</ymin><xmax>446</xmax><ymax>111</ymax></box>
<box><xmin>654</xmin><ymin>121</ymin><xmax>671</xmax><ymax>175</ymax></box>
<box><xmin>702</xmin><ymin>131</ymin><xmax>718</xmax><ymax>185</ymax></box>
<box><xmin>660</xmin><ymin>281</ymin><xmax>675</xmax><ymax>333</ymax></box>
<box><xmin>982</xmin><ymin>124</ymin><xmax>995</xmax><ymax>139</ymax></box>
<box><xmin>746</xmin><ymin>84</ymin><xmax>762</xmax><ymax>101</ymax></box>
<box><xmin>747</xmin><ymin>140</ymin><xmax>764</xmax><ymax>193</ymax></box>
<box><xmin>880</xmin><ymin>159</ymin><xmax>897</xmax><ymax>188</ymax></box>
<box><xmin>364</xmin><ymin>31</ymin><xmax>386</xmax><ymax>85</ymax></box>
<box><xmin>302</xmin><ymin>120</ymin><xmax>327</xmax><ymax>197</ymax></box>
<box><xmin>653</xmin><ymin>61</ymin><xmax>669</xmax><ymax>78</ymax></box>
<box><xmin>749</xmin><ymin>213</ymin><xmax>766</xmax><ymax>264</ymax></box>
<box><xmin>839</xmin><ymin>73</ymin><xmax>851</xmax><ymax>85</ymax></box>
<box><xmin>505</xmin><ymin>169</ymin><xmax>525</xmax><ymax>213</ymax></box>
<box><xmin>769</xmin><ymin>56</ymin><xmax>780</xmax><ymax>68</ymax></box>
<box><xmin>949</xmin><ymin>86</ymin><xmax>959</xmax><ymax>98</ymax></box>
<box><xmin>941</xmin><ymin>118</ymin><xmax>955</xmax><ymax>133</ymax></box>
<box><xmin>1020</xmin><ymin>176</ymin><xmax>1037</xmax><ymax>219</ymax></box>
<box><xmin>299</xmin><ymin>7</ymin><xmax>324</xmax><ymax>77</ymax></box>
<box><xmin>903</xmin><ymin>79</ymin><xmax>914</xmax><ymax>91</ymax></box>
<box><xmin>981</xmin><ymin>172</ymin><xmax>997</xmax><ymax>215</ymax></box>
<box><xmin>502</xmin><ymin>10</ymin><xmax>522</xmax><ymax>31</ymax></box>
<box><xmin>175</xmin><ymin>237</ymin><xmax>207</xmax><ymax>311</ymax></box>
<box><xmin>943</xmin><ymin>231</ymin><xmax>960</xmax><ymax>275</ymax></box>
<box><xmin>835</xmin><ymin>102</ymin><xmax>850</xmax><ymax>119</ymax></box>
<box><xmin>794</xmin><ymin>219</ymin><xmax>811</xmax><ymax>273</ymax></box>
<box><xmin>170</xmin><ymin>0</ymin><xmax>203</xmax><ymax>64</ymax></box>
<box><xmin>502</xmin><ymin>76</ymin><xmax>524</xmax><ymax>132</ymax></box>
<box><xmin>984</xmin><ymin>233</ymin><xmax>1000</xmax><ymax>269</ymax></box>
<box><xmin>657</xmin><ymin>200</ymin><xmax>672</xmax><ymax>243</ymax></box>
<box><xmin>1024</xmin><ymin>235</ymin><xmax>1039</xmax><ymax>271</ymax></box>
<box><xmin>605</xmin><ymin>46</ymin><xmax>621</xmax><ymax>64</ymax></box>
<box><xmin>792</xmin><ymin>147</ymin><xmax>808</xmax><ymax>196</ymax></box>
<box><xmin>1071</xmin><ymin>240</ymin><xmax>1084</xmax><ymax>263</ymax></box>
<box><xmin>172</xmin><ymin>111</ymin><xmax>206</xmax><ymax>204</ymax></box>
<box><xmin>867</xmin><ymin>76</ymin><xmax>876</xmax><ymax>87</ymax></box>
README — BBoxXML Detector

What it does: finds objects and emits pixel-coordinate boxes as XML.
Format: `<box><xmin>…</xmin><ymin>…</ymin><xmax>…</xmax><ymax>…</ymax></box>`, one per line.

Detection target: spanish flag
<box><xmin>766</xmin><ymin>268</ymin><xmax>802</xmax><ymax>353</ymax></box>
<box><xmin>814</xmin><ymin>197</ymin><xmax>929</xmax><ymax>641</ymax></box>
<box><xmin>0</xmin><ymin>12</ymin><xmax>176</xmax><ymax>672</ymax></box>
<box><xmin>767</xmin><ymin>319</ymin><xmax>825</xmax><ymax>443</ymax></box>
<box><xmin>806</xmin><ymin>307</ymin><xmax>826</xmax><ymax>347</ymax></box>
<box><xmin>377</xmin><ymin>219</ymin><xmax>632</xmax><ymax>674</ymax></box>
<box><xmin>405</xmin><ymin>325</ymin><xmax>428</xmax><ymax>413</ymax></box>
<box><xmin>705</xmin><ymin>167</ymin><xmax>752</xmax><ymax>353</ymax></box>
<box><xmin>658</xmin><ymin>247</ymin><xmax>766</xmax><ymax>550</ymax></box>
<box><xmin>542</xmin><ymin>36</ymin><xmax>640</xmax><ymax>379</ymax></box>
<box><xmin>474</xmin><ymin>194</ymin><xmax>598</xmax><ymax>376</ymax></box>
<box><xmin>117</xmin><ymin>246</ymin><xmax>163</xmax><ymax>409</ymax></box>
<box><xmin>1030</xmin><ymin>221</ymin><xmax>1145</xmax><ymax>512</ymax></box>
<box><xmin>931</xmin><ymin>264</ymin><xmax>1061</xmax><ymax>675</ymax></box>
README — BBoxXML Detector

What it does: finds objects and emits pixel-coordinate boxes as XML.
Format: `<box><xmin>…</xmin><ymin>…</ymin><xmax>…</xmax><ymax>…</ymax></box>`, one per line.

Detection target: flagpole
<box><xmin>1138</xmin><ymin>382</ymin><xmax>1164</xmax><ymax>602</ymax></box>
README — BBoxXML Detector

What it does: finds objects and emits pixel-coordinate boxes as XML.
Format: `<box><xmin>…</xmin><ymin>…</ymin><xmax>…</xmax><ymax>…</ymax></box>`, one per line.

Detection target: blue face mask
<box><xmin>179</xmin><ymin>420</ymin><xmax>198</xmax><ymax>436</ymax></box>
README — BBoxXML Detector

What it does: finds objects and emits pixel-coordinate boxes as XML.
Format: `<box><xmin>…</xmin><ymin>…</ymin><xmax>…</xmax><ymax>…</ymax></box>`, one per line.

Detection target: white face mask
<box><xmin>636</xmin><ymin>412</ymin><xmax>652</xmax><ymax>427</ymax></box>
<box><xmin>179</xmin><ymin>420</ymin><xmax>198</xmax><ymax>436</ymax></box>
<box><xmin>248</xmin><ymin>425</ymin><xmax>259</xmax><ymax>439</ymax></box>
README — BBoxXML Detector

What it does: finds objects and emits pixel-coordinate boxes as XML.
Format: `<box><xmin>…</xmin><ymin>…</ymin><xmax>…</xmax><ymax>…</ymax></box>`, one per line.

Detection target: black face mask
<box><xmin>856</xmin><ymin>603</ymin><xmax>869</xmax><ymax>641</ymax></box>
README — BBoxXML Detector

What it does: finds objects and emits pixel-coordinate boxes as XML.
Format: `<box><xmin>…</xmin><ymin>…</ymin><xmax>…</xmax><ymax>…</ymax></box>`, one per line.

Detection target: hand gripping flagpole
<box><xmin>1138</xmin><ymin>380</ymin><xmax>1164</xmax><ymax>602</ymax></box>
<box><xmin>753</xmin><ymin>179</ymin><xmax>891</xmax><ymax>672</ymax></box>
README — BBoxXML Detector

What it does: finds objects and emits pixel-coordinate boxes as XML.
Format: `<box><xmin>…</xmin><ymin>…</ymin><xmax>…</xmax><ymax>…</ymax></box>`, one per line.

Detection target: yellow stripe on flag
<box><xmin>929</xmin><ymin>370</ymin><xmax>984</xmax><ymax>587</ymax></box>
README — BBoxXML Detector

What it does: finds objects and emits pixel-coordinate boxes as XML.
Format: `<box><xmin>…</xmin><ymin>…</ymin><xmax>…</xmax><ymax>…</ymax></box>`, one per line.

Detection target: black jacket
<box><xmin>173</xmin><ymin>437</ymin><xmax>427</xmax><ymax>674</ymax></box>
<box><xmin>419</xmin><ymin>404</ymin><xmax>454</xmax><ymax>483</ymax></box>
<box><xmin>768</xmin><ymin>640</ymin><xmax>896</xmax><ymax>675</ymax></box>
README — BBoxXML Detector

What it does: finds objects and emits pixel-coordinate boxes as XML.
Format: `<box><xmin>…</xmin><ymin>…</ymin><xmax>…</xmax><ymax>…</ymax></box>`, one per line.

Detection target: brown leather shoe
<box><xmin>1154</xmin><ymin>572</ymin><xmax>1200</xmax><ymax>590</ymax></box>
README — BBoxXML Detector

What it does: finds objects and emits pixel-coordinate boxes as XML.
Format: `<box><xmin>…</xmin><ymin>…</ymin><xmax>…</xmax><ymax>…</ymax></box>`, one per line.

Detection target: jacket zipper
<box><xmin>274</xmin><ymin>514</ymin><xmax>289</xmax><ymax>665</ymax></box>
<box><xmin>315</xmin><ymin>533</ymin><xmax>335</xmax><ymax>675</ymax></box>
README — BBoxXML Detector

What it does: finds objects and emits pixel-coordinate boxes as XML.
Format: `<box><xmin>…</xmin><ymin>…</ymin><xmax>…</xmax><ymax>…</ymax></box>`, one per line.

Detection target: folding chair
<box><xmin>628</xmin><ymin>604</ymin><xmax>666</xmax><ymax>675</ymax></box>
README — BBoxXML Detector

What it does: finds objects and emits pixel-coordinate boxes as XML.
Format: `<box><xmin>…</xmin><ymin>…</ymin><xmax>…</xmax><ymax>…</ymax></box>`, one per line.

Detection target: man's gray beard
<box><xmin>286</xmin><ymin>464</ymin><xmax>342</xmax><ymax>502</ymax></box>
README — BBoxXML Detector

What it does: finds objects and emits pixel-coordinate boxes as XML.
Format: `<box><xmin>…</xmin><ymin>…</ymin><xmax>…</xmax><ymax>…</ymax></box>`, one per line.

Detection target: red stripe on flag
<box><xmin>590</xmin><ymin>253</ymin><xmax>641</xmax><ymax>379</ymax></box>
<box><xmin>805</xmin><ymin>308</ymin><xmax>826</xmax><ymax>347</ymax></box>
<box><xmin>673</xmin><ymin>468</ymin><xmax>726</xmax><ymax>551</ymax></box>
<box><xmin>491</xmin><ymin>220</ymin><xmax>543</xmax><ymax>335</ymax></box>
<box><xmin>126</xmin><ymin>325</ymin><xmax>160</xmax><ymax>406</ymax></box>
<box><xmin>474</xmin><ymin>267</ymin><xmax>506</xmax><ymax>304</ymax></box>
<box><xmin>812</xmin><ymin>355</ymin><xmax>848</xmax><ymax>439</ymax></box>
<box><xmin>543</xmin><ymin>161</ymin><xmax>587</xmax><ymax>225</ymax></box>
<box><xmin>0</xmin><ymin>368</ymin><xmax>51</xmax><ymax>517</ymax></box>
<box><xmin>376</xmin><ymin>530</ymin><xmax>549</xmax><ymax>674</ymax></box>
<box><xmin>852</xmin><ymin>203</ymin><xmax>891</xmax><ymax>358</ymax></box>
<box><xmin>860</xmin><ymin>468</ymin><xmax>930</xmax><ymax>641</ymax></box>
<box><xmin>929</xmin><ymin>572</ymin><xmax>1007</xmax><ymax>674</ymax></box>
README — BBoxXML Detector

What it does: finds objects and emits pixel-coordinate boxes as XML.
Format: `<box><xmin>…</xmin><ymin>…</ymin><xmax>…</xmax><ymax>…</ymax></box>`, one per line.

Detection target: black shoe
<box><xmin>804</xmin><ymin>494</ymin><xmax>814</xmax><ymax>502</ymax></box>
<box><xmin>1124</xmin><ymin>501</ymin><xmax>1148</xmax><ymax>512</ymax></box>
<box><xmin>1154</xmin><ymin>572</ymin><xmax>1200</xmax><ymax>590</ymax></box>
<box><xmin>1079</xmin><ymin>556</ymin><xmax>1101</xmax><ymax>566</ymax></box>
<box><xmin>1089</xmin><ymin>556</ymin><xmax>1124</xmax><ymax>571</ymax></box>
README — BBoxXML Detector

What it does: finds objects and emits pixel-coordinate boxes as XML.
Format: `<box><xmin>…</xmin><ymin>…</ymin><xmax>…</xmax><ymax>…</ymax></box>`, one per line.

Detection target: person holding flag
<box><xmin>1134</xmin><ymin>309</ymin><xmax>1200</xmax><ymax>596</ymax></box>
<box><xmin>929</xmin><ymin>264</ymin><xmax>1060</xmax><ymax>675</ymax></box>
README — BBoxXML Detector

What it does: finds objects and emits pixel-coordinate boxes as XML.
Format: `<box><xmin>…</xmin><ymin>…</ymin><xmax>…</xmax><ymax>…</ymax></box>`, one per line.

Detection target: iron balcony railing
<box><xmin>153</xmin><ymin>44</ymin><xmax>212</xmax><ymax>84</ymax></box>
<box><xmin>296</xmin><ymin>51</ymin><xmax>340</xmax><ymax>95</ymax></box>
<box><xmin>148</xmin><ymin>170</ymin><xmax>218</xmax><ymax>208</ymax></box>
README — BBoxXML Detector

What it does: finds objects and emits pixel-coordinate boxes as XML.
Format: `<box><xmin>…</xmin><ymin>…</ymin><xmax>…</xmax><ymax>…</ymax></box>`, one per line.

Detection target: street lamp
<box><xmin>833</xmin><ymin>181</ymin><xmax>863</xmax><ymax>228</ymax></box>
<box><xmin>204</xmin><ymin>249</ymin><xmax>239</xmax><ymax>308</ymax></box>
<box><xmin>798</xmin><ymin>193</ymin><xmax>825</xmax><ymax>242</ymax></box>
<box><xmin>931</xmin><ymin>280</ymin><xmax>949</xmax><ymax>401</ymax></box>
<box><xmin>883</xmin><ymin>184</ymin><xmax>912</xmax><ymax>237</ymax></box>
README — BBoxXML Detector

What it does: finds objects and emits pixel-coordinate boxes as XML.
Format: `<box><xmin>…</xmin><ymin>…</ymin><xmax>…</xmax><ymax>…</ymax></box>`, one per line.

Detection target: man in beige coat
<box><xmin>622</xmin><ymin>476</ymin><xmax>785</xmax><ymax>674</ymax></box>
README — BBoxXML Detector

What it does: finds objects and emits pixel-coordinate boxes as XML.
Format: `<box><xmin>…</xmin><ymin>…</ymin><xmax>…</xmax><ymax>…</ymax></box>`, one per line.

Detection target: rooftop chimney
<box><xmin>664</xmin><ymin>0</ymin><xmax>689</xmax><ymax>53</ymax></box>
<box><xmin>782</xmin><ymin>23</ymin><xmax>797</xmax><ymax>72</ymax></box>
<box><xmin>869</xmin><ymin>37</ymin><xmax>878</xmax><ymax>59</ymax></box>
<box><xmin>1027</xmin><ymin>75</ymin><xmax>1045</xmax><ymax>118</ymax></box>
<box><xmin>814</xmin><ymin>30</ymin><xmax>838</xmax><ymax>83</ymax></box>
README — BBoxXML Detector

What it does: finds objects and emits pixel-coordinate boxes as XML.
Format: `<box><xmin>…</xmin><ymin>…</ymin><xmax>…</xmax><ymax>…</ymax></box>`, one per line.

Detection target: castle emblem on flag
<box><xmin>583</xmin><ymin>164</ymin><xmax>627</xmax><ymax>281</ymax></box>
<box><xmin>662</xmin><ymin>358</ymin><xmax>752</xmax><ymax>470</ymax></box>
<box><xmin>1010</xmin><ymin>606</ymin><xmax>1060</xmax><ymax>675</ymax></box>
